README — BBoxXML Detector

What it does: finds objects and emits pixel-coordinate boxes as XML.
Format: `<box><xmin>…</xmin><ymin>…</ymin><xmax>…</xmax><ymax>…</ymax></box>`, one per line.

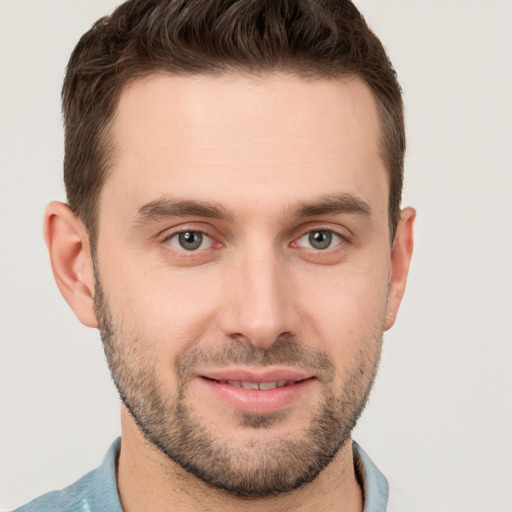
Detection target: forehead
<box><xmin>102</xmin><ymin>72</ymin><xmax>388</xmax><ymax>220</ymax></box>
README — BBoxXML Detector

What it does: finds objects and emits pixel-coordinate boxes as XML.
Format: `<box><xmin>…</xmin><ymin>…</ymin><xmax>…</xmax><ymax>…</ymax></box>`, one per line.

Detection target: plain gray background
<box><xmin>1</xmin><ymin>1</ymin><xmax>511</xmax><ymax>510</ymax></box>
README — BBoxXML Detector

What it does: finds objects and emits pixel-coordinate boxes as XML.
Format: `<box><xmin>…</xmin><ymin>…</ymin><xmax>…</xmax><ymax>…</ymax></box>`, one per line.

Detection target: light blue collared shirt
<box><xmin>353</xmin><ymin>441</ymin><xmax>389</xmax><ymax>511</ymax></box>
<box><xmin>14</xmin><ymin>438</ymin><xmax>389</xmax><ymax>511</ymax></box>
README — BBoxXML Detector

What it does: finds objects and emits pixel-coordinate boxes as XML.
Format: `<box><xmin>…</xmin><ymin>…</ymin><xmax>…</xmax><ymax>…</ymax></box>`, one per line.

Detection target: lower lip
<box><xmin>200</xmin><ymin>377</ymin><xmax>315</xmax><ymax>414</ymax></box>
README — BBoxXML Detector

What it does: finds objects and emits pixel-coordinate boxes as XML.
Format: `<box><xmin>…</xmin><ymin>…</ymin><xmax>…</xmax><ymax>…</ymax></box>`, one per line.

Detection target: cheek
<box><xmin>297</xmin><ymin>260</ymin><xmax>390</xmax><ymax>354</ymax></box>
<box><xmin>102</xmin><ymin>263</ymin><xmax>223</xmax><ymax>357</ymax></box>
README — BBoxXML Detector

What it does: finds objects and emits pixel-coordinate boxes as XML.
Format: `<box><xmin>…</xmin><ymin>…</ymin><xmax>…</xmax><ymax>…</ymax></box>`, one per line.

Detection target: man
<box><xmin>16</xmin><ymin>1</ymin><xmax>415</xmax><ymax>511</ymax></box>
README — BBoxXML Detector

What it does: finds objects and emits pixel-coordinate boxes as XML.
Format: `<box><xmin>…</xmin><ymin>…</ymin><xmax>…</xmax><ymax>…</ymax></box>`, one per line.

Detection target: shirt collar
<box><xmin>92</xmin><ymin>437</ymin><xmax>123</xmax><ymax>512</ymax></box>
<box><xmin>353</xmin><ymin>440</ymin><xmax>389</xmax><ymax>512</ymax></box>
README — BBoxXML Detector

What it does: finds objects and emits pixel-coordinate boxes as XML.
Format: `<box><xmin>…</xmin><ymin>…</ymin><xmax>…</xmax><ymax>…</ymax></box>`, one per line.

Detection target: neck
<box><xmin>117</xmin><ymin>407</ymin><xmax>363</xmax><ymax>512</ymax></box>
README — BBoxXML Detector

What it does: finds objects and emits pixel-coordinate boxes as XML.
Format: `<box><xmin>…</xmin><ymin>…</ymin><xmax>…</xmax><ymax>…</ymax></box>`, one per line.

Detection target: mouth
<box><xmin>197</xmin><ymin>369</ymin><xmax>316</xmax><ymax>415</ymax></box>
<box><xmin>214</xmin><ymin>379</ymin><xmax>298</xmax><ymax>390</ymax></box>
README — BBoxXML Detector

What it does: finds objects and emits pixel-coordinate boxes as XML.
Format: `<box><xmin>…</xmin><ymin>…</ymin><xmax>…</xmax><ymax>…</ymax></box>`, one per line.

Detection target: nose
<box><xmin>218</xmin><ymin>246</ymin><xmax>299</xmax><ymax>350</ymax></box>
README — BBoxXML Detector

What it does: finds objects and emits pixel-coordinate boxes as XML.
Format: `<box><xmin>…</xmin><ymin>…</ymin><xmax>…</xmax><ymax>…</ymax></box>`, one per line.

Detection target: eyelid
<box><xmin>160</xmin><ymin>224</ymin><xmax>223</xmax><ymax>254</ymax></box>
<box><xmin>158</xmin><ymin>222</ymin><xmax>217</xmax><ymax>240</ymax></box>
<box><xmin>165</xmin><ymin>231</ymin><xmax>214</xmax><ymax>251</ymax></box>
<box><xmin>290</xmin><ymin>224</ymin><xmax>350</xmax><ymax>247</ymax></box>
<box><xmin>295</xmin><ymin>230</ymin><xmax>343</xmax><ymax>250</ymax></box>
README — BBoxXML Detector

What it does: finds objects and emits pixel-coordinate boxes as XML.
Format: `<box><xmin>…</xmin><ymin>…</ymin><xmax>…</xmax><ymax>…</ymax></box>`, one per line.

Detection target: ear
<box><xmin>43</xmin><ymin>201</ymin><xmax>98</xmax><ymax>328</ymax></box>
<box><xmin>385</xmin><ymin>207</ymin><xmax>416</xmax><ymax>331</ymax></box>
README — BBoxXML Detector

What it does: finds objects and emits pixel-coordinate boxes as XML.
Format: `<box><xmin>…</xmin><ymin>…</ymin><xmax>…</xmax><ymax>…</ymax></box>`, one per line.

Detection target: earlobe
<box><xmin>44</xmin><ymin>201</ymin><xmax>98</xmax><ymax>328</ymax></box>
<box><xmin>385</xmin><ymin>207</ymin><xmax>416</xmax><ymax>331</ymax></box>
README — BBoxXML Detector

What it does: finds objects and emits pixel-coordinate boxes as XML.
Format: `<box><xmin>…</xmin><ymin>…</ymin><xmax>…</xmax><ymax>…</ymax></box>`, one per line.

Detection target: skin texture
<box><xmin>44</xmin><ymin>73</ymin><xmax>415</xmax><ymax>512</ymax></box>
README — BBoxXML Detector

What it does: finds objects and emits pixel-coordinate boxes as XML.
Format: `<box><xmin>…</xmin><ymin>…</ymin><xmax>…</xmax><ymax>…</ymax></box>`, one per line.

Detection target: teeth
<box><xmin>259</xmin><ymin>381</ymin><xmax>278</xmax><ymax>390</ymax></box>
<box><xmin>241</xmin><ymin>381</ymin><xmax>259</xmax><ymax>390</ymax></box>
<box><xmin>224</xmin><ymin>380</ymin><xmax>295</xmax><ymax>390</ymax></box>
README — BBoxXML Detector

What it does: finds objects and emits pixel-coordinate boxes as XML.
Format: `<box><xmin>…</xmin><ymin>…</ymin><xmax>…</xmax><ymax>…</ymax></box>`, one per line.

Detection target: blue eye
<box><xmin>167</xmin><ymin>231</ymin><xmax>213</xmax><ymax>251</ymax></box>
<box><xmin>297</xmin><ymin>230</ymin><xmax>342</xmax><ymax>250</ymax></box>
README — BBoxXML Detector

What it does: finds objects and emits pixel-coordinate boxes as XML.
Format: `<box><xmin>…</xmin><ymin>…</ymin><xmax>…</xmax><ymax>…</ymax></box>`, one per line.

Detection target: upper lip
<box><xmin>197</xmin><ymin>367</ymin><xmax>314</xmax><ymax>383</ymax></box>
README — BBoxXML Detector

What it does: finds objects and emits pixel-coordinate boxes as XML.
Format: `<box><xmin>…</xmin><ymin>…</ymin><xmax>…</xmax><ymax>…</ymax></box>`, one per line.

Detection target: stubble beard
<box><xmin>94</xmin><ymin>277</ymin><xmax>383</xmax><ymax>498</ymax></box>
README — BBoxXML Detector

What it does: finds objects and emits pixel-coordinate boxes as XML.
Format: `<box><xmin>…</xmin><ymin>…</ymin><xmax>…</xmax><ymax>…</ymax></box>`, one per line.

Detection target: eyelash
<box><xmin>294</xmin><ymin>229</ymin><xmax>344</xmax><ymax>251</ymax></box>
<box><xmin>162</xmin><ymin>226</ymin><xmax>347</xmax><ymax>256</ymax></box>
<box><xmin>163</xmin><ymin>230</ymin><xmax>217</xmax><ymax>253</ymax></box>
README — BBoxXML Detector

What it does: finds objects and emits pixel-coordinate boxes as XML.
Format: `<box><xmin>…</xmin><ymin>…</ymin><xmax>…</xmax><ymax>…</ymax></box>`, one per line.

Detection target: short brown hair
<box><xmin>62</xmin><ymin>0</ymin><xmax>404</xmax><ymax>241</ymax></box>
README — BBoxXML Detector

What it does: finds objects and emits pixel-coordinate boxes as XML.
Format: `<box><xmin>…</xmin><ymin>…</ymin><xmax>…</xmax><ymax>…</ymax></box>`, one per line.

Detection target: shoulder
<box><xmin>12</xmin><ymin>438</ymin><xmax>122</xmax><ymax>512</ymax></box>
<box><xmin>12</xmin><ymin>469</ymin><xmax>98</xmax><ymax>512</ymax></box>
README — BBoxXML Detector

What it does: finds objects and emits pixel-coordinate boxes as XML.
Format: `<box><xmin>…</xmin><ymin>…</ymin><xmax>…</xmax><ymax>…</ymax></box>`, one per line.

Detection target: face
<box><xmin>93</xmin><ymin>73</ymin><xmax>395</xmax><ymax>497</ymax></box>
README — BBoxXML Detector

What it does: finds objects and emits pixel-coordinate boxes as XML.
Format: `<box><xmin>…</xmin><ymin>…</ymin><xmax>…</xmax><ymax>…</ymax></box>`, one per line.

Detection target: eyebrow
<box><xmin>133</xmin><ymin>191</ymin><xmax>371</xmax><ymax>226</ymax></box>
<box><xmin>134</xmin><ymin>197</ymin><xmax>234</xmax><ymax>224</ymax></box>
<box><xmin>290</xmin><ymin>192</ymin><xmax>372</xmax><ymax>218</ymax></box>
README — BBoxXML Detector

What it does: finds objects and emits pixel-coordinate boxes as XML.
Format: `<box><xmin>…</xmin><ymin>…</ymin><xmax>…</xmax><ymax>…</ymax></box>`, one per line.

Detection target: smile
<box><xmin>216</xmin><ymin>380</ymin><xmax>296</xmax><ymax>390</ymax></box>
<box><xmin>198</xmin><ymin>370</ymin><xmax>316</xmax><ymax>415</ymax></box>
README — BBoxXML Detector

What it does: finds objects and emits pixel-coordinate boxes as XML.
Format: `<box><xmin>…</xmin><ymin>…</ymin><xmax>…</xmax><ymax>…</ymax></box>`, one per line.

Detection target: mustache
<box><xmin>176</xmin><ymin>335</ymin><xmax>336</xmax><ymax>381</ymax></box>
